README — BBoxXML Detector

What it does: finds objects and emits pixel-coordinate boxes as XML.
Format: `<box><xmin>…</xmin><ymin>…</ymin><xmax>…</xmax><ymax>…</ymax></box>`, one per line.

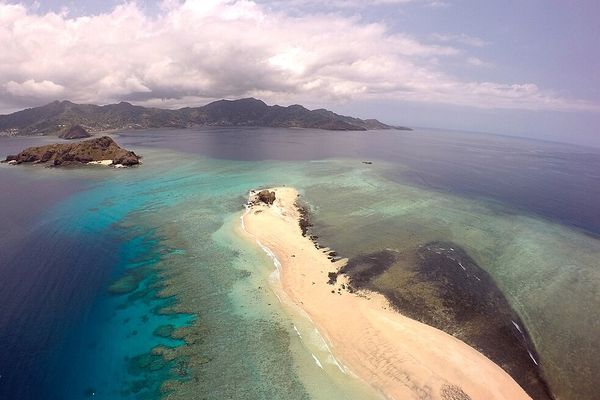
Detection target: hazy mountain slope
<box><xmin>0</xmin><ymin>98</ymin><xmax>409</xmax><ymax>136</ymax></box>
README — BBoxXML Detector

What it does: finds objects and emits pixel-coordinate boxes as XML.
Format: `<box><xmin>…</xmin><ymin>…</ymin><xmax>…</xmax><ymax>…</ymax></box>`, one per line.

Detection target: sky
<box><xmin>1</xmin><ymin>0</ymin><xmax>599</xmax><ymax>143</ymax></box>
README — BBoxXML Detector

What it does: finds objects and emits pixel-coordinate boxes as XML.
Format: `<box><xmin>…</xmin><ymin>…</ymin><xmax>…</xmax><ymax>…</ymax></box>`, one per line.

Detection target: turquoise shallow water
<box><xmin>1</xmin><ymin>128</ymin><xmax>599</xmax><ymax>399</ymax></box>
<box><xmin>11</xmin><ymin>161</ymin><xmax>198</xmax><ymax>399</ymax></box>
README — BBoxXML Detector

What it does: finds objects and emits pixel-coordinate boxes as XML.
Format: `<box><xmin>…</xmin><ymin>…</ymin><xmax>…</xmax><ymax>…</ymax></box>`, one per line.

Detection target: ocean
<box><xmin>0</xmin><ymin>127</ymin><xmax>598</xmax><ymax>400</ymax></box>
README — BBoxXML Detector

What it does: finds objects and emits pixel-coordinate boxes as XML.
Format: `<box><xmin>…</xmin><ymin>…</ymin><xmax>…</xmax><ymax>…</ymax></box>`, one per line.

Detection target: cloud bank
<box><xmin>0</xmin><ymin>0</ymin><xmax>596</xmax><ymax>113</ymax></box>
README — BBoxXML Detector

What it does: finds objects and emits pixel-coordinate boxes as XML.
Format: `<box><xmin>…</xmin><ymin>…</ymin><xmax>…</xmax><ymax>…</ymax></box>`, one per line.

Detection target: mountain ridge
<box><xmin>0</xmin><ymin>98</ymin><xmax>411</xmax><ymax>136</ymax></box>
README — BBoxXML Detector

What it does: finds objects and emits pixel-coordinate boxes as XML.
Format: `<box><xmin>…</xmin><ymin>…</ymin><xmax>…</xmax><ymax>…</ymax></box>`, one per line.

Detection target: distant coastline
<box><xmin>0</xmin><ymin>98</ymin><xmax>411</xmax><ymax>136</ymax></box>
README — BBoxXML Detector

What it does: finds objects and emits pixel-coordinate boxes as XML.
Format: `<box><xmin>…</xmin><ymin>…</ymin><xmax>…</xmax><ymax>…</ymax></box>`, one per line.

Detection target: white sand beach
<box><xmin>239</xmin><ymin>187</ymin><xmax>531</xmax><ymax>400</ymax></box>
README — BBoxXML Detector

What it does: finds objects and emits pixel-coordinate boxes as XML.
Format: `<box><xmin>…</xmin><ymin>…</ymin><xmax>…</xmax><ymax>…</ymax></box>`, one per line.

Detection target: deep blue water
<box><xmin>0</xmin><ymin>168</ymin><xmax>92</xmax><ymax>399</ymax></box>
<box><xmin>0</xmin><ymin>153</ymin><xmax>194</xmax><ymax>399</ymax></box>
<box><xmin>1</xmin><ymin>127</ymin><xmax>600</xmax><ymax>399</ymax></box>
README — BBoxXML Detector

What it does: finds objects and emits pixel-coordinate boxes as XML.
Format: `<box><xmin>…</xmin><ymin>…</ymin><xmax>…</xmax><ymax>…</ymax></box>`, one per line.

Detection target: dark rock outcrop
<box><xmin>296</xmin><ymin>202</ymin><xmax>313</xmax><ymax>237</ymax></box>
<box><xmin>3</xmin><ymin>136</ymin><xmax>141</xmax><ymax>167</ymax></box>
<box><xmin>59</xmin><ymin>125</ymin><xmax>91</xmax><ymax>140</ymax></box>
<box><xmin>257</xmin><ymin>190</ymin><xmax>276</xmax><ymax>205</ymax></box>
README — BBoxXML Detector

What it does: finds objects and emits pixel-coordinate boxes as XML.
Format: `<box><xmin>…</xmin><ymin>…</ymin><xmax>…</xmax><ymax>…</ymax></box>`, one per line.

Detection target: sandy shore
<box><xmin>87</xmin><ymin>159</ymin><xmax>114</xmax><ymax>166</ymax></box>
<box><xmin>239</xmin><ymin>187</ymin><xmax>531</xmax><ymax>400</ymax></box>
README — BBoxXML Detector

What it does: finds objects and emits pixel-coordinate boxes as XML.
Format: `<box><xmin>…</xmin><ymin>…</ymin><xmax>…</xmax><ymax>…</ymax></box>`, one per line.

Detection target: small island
<box><xmin>59</xmin><ymin>125</ymin><xmax>91</xmax><ymax>140</ymax></box>
<box><xmin>3</xmin><ymin>136</ymin><xmax>141</xmax><ymax>167</ymax></box>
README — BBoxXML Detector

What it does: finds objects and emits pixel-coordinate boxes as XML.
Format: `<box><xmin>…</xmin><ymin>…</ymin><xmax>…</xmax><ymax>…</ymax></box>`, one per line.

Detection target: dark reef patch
<box><xmin>108</xmin><ymin>267</ymin><xmax>149</xmax><ymax>295</ymax></box>
<box><xmin>125</xmin><ymin>351</ymin><xmax>189</xmax><ymax>399</ymax></box>
<box><xmin>295</xmin><ymin>200</ymin><xmax>313</xmax><ymax>237</ymax></box>
<box><xmin>340</xmin><ymin>242</ymin><xmax>554</xmax><ymax>400</ymax></box>
<box><xmin>154</xmin><ymin>324</ymin><xmax>176</xmax><ymax>338</ymax></box>
<box><xmin>338</xmin><ymin>250</ymin><xmax>398</xmax><ymax>288</ymax></box>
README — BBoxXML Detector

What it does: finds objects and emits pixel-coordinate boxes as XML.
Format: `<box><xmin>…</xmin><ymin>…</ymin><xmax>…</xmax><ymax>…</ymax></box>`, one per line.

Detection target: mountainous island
<box><xmin>3</xmin><ymin>136</ymin><xmax>141</xmax><ymax>167</ymax></box>
<box><xmin>0</xmin><ymin>98</ymin><xmax>410</xmax><ymax>136</ymax></box>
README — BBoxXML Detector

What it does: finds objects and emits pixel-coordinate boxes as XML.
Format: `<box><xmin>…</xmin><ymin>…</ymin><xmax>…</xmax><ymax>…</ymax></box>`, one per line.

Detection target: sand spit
<box><xmin>239</xmin><ymin>187</ymin><xmax>531</xmax><ymax>400</ymax></box>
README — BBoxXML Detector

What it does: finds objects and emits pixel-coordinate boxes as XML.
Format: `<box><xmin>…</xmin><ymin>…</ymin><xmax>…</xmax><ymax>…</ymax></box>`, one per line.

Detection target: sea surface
<box><xmin>0</xmin><ymin>127</ymin><xmax>599</xmax><ymax>400</ymax></box>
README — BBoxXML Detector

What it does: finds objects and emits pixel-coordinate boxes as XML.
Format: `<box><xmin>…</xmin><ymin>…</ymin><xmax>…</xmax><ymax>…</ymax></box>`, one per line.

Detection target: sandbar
<box><xmin>240</xmin><ymin>187</ymin><xmax>531</xmax><ymax>400</ymax></box>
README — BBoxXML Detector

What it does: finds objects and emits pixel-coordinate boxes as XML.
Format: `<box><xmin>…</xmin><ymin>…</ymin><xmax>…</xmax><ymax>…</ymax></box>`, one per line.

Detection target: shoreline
<box><xmin>239</xmin><ymin>187</ymin><xmax>531</xmax><ymax>400</ymax></box>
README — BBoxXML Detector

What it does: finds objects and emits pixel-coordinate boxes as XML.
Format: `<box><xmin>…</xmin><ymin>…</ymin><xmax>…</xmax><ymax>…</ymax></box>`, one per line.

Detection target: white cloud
<box><xmin>257</xmin><ymin>0</ymin><xmax>449</xmax><ymax>11</ymax></box>
<box><xmin>258</xmin><ymin>0</ymin><xmax>414</xmax><ymax>9</ymax></box>
<box><xmin>426</xmin><ymin>1</ymin><xmax>450</xmax><ymax>9</ymax></box>
<box><xmin>466</xmin><ymin>56</ymin><xmax>493</xmax><ymax>68</ymax></box>
<box><xmin>430</xmin><ymin>33</ymin><xmax>490</xmax><ymax>47</ymax></box>
<box><xmin>0</xmin><ymin>0</ymin><xmax>596</xmax><ymax>113</ymax></box>
<box><xmin>4</xmin><ymin>79</ymin><xmax>65</xmax><ymax>98</ymax></box>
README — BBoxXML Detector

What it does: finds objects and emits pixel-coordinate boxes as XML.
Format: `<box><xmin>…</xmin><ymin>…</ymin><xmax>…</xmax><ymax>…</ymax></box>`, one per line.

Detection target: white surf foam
<box><xmin>312</xmin><ymin>353</ymin><xmax>324</xmax><ymax>369</ymax></box>
<box><xmin>293</xmin><ymin>324</ymin><xmax>303</xmax><ymax>339</ymax></box>
<box><xmin>528</xmin><ymin>350</ymin><xmax>539</xmax><ymax>365</ymax></box>
<box><xmin>511</xmin><ymin>320</ymin><xmax>523</xmax><ymax>333</ymax></box>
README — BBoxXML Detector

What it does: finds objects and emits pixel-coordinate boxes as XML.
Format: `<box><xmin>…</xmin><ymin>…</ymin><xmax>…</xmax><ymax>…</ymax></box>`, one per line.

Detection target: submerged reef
<box><xmin>153</xmin><ymin>325</ymin><xmax>176</xmax><ymax>339</ymax></box>
<box><xmin>295</xmin><ymin>200</ymin><xmax>313</xmax><ymax>237</ymax></box>
<box><xmin>108</xmin><ymin>267</ymin><xmax>150</xmax><ymax>295</ymax></box>
<box><xmin>111</xmin><ymin>198</ymin><xmax>312</xmax><ymax>400</ymax></box>
<box><xmin>334</xmin><ymin>242</ymin><xmax>554</xmax><ymax>400</ymax></box>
